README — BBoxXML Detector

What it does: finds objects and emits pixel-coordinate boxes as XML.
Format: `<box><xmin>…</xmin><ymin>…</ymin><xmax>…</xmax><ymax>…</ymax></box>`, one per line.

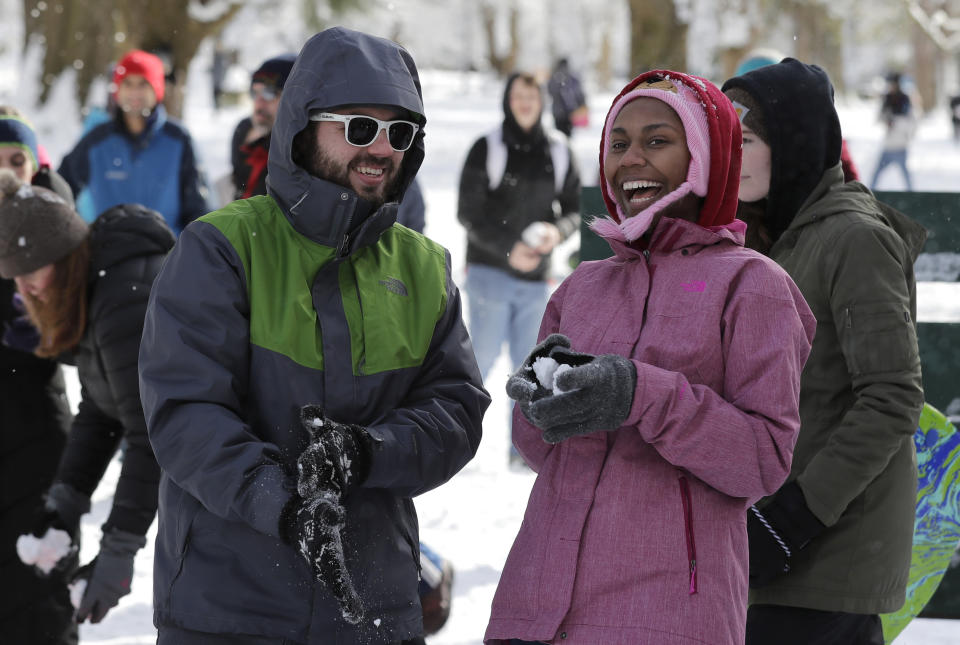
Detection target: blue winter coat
<box><xmin>58</xmin><ymin>106</ymin><xmax>210</xmax><ymax>234</ymax></box>
<box><xmin>139</xmin><ymin>27</ymin><xmax>489</xmax><ymax>644</ymax></box>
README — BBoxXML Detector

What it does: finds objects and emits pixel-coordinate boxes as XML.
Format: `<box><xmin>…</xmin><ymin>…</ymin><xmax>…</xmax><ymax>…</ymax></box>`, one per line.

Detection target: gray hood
<box><xmin>266</xmin><ymin>27</ymin><xmax>426</xmax><ymax>251</ymax></box>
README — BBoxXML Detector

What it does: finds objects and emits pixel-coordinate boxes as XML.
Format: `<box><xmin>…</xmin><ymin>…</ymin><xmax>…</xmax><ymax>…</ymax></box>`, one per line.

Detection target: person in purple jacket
<box><xmin>485</xmin><ymin>70</ymin><xmax>817</xmax><ymax>645</ymax></box>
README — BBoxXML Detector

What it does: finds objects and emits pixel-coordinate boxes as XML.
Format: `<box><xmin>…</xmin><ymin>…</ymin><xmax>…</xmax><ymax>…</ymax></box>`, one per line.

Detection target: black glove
<box><xmin>74</xmin><ymin>528</ymin><xmax>146</xmax><ymax>623</ymax></box>
<box><xmin>297</xmin><ymin>405</ymin><xmax>372</xmax><ymax>498</ymax></box>
<box><xmin>520</xmin><ymin>344</ymin><xmax>637</xmax><ymax>443</ymax></box>
<box><xmin>17</xmin><ymin>482</ymin><xmax>90</xmax><ymax>575</ymax></box>
<box><xmin>747</xmin><ymin>481</ymin><xmax>826</xmax><ymax>588</ymax></box>
<box><xmin>278</xmin><ymin>405</ymin><xmax>373</xmax><ymax>625</ymax></box>
<box><xmin>41</xmin><ymin>482</ymin><xmax>91</xmax><ymax>539</ymax></box>
<box><xmin>280</xmin><ymin>493</ymin><xmax>362</xmax><ymax>624</ymax></box>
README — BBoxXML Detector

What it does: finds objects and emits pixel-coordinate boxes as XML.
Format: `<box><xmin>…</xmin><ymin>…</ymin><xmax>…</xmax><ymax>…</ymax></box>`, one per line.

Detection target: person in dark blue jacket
<box><xmin>139</xmin><ymin>28</ymin><xmax>488</xmax><ymax>644</ymax></box>
<box><xmin>59</xmin><ymin>50</ymin><xmax>210</xmax><ymax>235</ymax></box>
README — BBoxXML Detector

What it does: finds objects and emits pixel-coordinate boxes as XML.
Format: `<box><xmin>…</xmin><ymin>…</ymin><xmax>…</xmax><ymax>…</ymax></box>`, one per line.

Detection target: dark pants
<box><xmin>746</xmin><ymin>604</ymin><xmax>884</xmax><ymax>645</ymax></box>
<box><xmin>158</xmin><ymin>626</ymin><xmax>426</xmax><ymax>645</ymax></box>
<box><xmin>0</xmin><ymin>589</ymin><xmax>77</xmax><ymax>645</ymax></box>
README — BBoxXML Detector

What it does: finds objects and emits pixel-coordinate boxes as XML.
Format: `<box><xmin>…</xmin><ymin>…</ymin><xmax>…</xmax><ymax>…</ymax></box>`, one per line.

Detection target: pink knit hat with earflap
<box><xmin>598</xmin><ymin>74</ymin><xmax>711</xmax><ymax>242</ymax></box>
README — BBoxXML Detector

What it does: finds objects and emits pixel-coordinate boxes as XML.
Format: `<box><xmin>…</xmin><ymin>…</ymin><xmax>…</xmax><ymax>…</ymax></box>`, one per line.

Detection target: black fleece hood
<box><xmin>722</xmin><ymin>58</ymin><xmax>842</xmax><ymax>242</ymax></box>
<box><xmin>266</xmin><ymin>27</ymin><xmax>425</xmax><ymax>250</ymax></box>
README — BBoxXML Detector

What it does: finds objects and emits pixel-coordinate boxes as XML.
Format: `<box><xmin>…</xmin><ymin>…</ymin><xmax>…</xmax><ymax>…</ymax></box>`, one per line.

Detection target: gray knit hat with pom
<box><xmin>0</xmin><ymin>169</ymin><xmax>88</xmax><ymax>278</ymax></box>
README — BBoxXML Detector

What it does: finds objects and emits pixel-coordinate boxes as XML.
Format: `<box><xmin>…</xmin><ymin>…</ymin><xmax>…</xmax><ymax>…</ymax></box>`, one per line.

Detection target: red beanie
<box><xmin>113</xmin><ymin>50</ymin><xmax>166</xmax><ymax>103</ymax></box>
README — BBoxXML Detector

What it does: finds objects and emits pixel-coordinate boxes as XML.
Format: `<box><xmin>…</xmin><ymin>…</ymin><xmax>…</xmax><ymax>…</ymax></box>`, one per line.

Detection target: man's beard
<box><xmin>252</xmin><ymin>110</ymin><xmax>274</xmax><ymax>130</ymax></box>
<box><xmin>307</xmin><ymin>148</ymin><xmax>403</xmax><ymax>210</ymax></box>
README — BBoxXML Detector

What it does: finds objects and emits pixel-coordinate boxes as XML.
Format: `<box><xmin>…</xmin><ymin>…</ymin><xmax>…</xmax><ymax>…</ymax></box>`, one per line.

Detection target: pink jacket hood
<box><xmin>595</xmin><ymin>70</ymin><xmax>743</xmax><ymax>243</ymax></box>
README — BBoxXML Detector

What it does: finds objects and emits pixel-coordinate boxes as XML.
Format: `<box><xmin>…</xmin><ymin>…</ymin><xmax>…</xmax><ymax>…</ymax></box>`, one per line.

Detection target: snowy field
<box><xmin>31</xmin><ymin>58</ymin><xmax>960</xmax><ymax>644</ymax></box>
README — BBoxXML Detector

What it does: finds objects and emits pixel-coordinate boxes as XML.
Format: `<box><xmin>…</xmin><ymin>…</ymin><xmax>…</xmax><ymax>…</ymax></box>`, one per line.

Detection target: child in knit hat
<box><xmin>485</xmin><ymin>70</ymin><xmax>816</xmax><ymax>645</ymax></box>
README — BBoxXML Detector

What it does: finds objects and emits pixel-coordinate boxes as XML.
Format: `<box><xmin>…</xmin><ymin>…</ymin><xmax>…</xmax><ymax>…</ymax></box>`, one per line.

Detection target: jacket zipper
<box><xmin>678</xmin><ymin>473</ymin><xmax>698</xmax><ymax>594</ymax></box>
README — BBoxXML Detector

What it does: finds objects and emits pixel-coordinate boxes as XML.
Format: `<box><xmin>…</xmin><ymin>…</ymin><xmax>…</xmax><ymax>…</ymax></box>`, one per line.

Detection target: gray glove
<box><xmin>524</xmin><ymin>346</ymin><xmax>637</xmax><ymax>443</ymax></box>
<box><xmin>74</xmin><ymin>528</ymin><xmax>146</xmax><ymax>624</ymax></box>
<box><xmin>505</xmin><ymin>333</ymin><xmax>575</xmax><ymax>406</ymax></box>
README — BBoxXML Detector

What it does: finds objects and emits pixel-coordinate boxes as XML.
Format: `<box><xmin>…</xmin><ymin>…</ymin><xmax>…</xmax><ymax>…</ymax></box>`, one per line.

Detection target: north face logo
<box><xmin>379</xmin><ymin>277</ymin><xmax>409</xmax><ymax>296</ymax></box>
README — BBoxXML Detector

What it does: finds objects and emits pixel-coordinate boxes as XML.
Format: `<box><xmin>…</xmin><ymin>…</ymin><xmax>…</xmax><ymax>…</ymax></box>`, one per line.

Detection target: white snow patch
<box><xmin>69</xmin><ymin>577</ymin><xmax>87</xmax><ymax>609</ymax></box>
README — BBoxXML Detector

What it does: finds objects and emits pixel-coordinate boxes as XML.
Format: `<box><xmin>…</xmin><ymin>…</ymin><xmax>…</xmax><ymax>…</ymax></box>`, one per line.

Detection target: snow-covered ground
<box><xmin>41</xmin><ymin>59</ymin><xmax>960</xmax><ymax>645</ymax></box>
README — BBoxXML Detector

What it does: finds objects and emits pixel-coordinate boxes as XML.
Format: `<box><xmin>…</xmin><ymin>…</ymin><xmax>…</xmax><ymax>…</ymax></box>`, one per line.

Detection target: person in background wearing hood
<box><xmin>0</xmin><ymin>108</ymin><xmax>76</xmax><ymax>643</ymax></box>
<box><xmin>870</xmin><ymin>72</ymin><xmax>915</xmax><ymax>191</ymax></box>
<box><xmin>723</xmin><ymin>59</ymin><xmax>925</xmax><ymax>645</ymax></box>
<box><xmin>0</xmin><ymin>170</ymin><xmax>175</xmax><ymax>627</ymax></box>
<box><xmin>457</xmin><ymin>72</ymin><xmax>580</xmax><ymax>466</ymax></box>
<box><xmin>138</xmin><ymin>27</ymin><xmax>489</xmax><ymax>645</ymax></box>
<box><xmin>59</xmin><ymin>49</ymin><xmax>210</xmax><ymax>235</ymax></box>
<box><xmin>230</xmin><ymin>53</ymin><xmax>296</xmax><ymax>200</ymax></box>
<box><xmin>547</xmin><ymin>58</ymin><xmax>588</xmax><ymax>137</ymax></box>
<box><xmin>486</xmin><ymin>71</ymin><xmax>815</xmax><ymax>645</ymax></box>
<box><xmin>732</xmin><ymin>50</ymin><xmax>860</xmax><ymax>183</ymax></box>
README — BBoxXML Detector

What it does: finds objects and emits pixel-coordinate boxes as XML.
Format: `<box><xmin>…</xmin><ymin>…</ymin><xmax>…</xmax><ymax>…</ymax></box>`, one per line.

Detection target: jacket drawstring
<box><xmin>678</xmin><ymin>473</ymin><xmax>697</xmax><ymax>594</ymax></box>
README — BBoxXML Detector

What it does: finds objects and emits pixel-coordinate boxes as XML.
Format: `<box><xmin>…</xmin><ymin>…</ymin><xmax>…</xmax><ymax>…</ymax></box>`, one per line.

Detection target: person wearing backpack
<box><xmin>457</xmin><ymin>72</ymin><xmax>580</xmax><ymax>466</ymax></box>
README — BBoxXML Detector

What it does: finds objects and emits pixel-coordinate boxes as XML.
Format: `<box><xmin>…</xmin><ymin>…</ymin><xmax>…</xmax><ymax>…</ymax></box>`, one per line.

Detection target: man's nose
<box><xmin>367</xmin><ymin>128</ymin><xmax>394</xmax><ymax>156</ymax></box>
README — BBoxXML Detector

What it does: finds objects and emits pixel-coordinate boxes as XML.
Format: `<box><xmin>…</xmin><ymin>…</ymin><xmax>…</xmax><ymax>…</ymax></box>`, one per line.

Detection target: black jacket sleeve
<box><xmin>85</xmin><ymin>262</ymin><xmax>162</xmax><ymax>535</ymax></box>
<box><xmin>56</xmin><ymin>390</ymin><xmax>122</xmax><ymax>499</ymax></box>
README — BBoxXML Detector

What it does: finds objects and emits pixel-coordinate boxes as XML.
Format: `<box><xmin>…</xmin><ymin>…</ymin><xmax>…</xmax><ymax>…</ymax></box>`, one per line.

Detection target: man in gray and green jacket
<box><xmin>139</xmin><ymin>27</ymin><xmax>489</xmax><ymax>645</ymax></box>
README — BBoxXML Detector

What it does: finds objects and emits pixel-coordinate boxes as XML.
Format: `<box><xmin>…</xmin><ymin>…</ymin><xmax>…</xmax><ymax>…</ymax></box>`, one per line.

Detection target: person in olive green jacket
<box><xmin>722</xmin><ymin>59</ymin><xmax>926</xmax><ymax>645</ymax></box>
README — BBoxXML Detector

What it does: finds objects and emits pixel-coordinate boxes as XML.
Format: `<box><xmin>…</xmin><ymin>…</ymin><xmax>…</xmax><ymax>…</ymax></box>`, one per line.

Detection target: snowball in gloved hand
<box><xmin>532</xmin><ymin>356</ymin><xmax>574</xmax><ymax>393</ymax></box>
<box><xmin>16</xmin><ymin>527</ymin><xmax>74</xmax><ymax>574</ymax></box>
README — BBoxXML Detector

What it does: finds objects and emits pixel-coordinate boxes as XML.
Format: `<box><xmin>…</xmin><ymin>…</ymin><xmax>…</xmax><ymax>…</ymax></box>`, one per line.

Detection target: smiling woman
<box><xmin>486</xmin><ymin>70</ymin><xmax>817</xmax><ymax>645</ymax></box>
<box><xmin>604</xmin><ymin>97</ymin><xmax>694</xmax><ymax>224</ymax></box>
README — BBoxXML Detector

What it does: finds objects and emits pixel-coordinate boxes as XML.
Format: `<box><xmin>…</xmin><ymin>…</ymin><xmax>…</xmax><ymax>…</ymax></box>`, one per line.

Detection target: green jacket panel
<box><xmin>201</xmin><ymin>197</ymin><xmax>446</xmax><ymax>375</ymax></box>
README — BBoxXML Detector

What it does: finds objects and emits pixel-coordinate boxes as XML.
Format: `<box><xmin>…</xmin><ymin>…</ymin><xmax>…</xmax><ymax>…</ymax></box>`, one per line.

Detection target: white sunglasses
<box><xmin>309</xmin><ymin>112</ymin><xmax>420</xmax><ymax>152</ymax></box>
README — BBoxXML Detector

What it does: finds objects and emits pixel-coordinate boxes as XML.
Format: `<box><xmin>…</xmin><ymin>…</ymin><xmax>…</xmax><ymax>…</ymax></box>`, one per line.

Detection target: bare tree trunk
<box><xmin>481</xmin><ymin>2</ymin><xmax>520</xmax><ymax>76</ymax></box>
<box><xmin>626</xmin><ymin>0</ymin><xmax>687</xmax><ymax>75</ymax></box>
<box><xmin>789</xmin><ymin>0</ymin><xmax>845</xmax><ymax>92</ymax></box>
<box><xmin>912</xmin><ymin>19</ymin><xmax>940</xmax><ymax>112</ymax></box>
<box><xmin>597</xmin><ymin>29</ymin><xmax>613</xmax><ymax>91</ymax></box>
<box><xmin>23</xmin><ymin>0</ymin><xmax>243</xmax><ymax>118</ymax></box>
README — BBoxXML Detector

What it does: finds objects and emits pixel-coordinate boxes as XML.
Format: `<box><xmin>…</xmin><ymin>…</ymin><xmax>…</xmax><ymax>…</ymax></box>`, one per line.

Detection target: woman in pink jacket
<box><xmin>484</xmin><ymin>71</ymin><xmax>817</xmax><ymax>645</ymax></box>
